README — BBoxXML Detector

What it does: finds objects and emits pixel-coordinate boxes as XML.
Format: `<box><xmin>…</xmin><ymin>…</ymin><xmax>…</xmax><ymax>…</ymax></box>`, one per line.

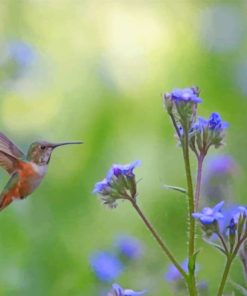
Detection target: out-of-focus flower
<box><xmin>115</xmin><ymin>235</ymin><xmax>143</xmax><ymax>259</ymax></box>
<box><xmin>202</xmin><ymin>155</ymin><xmax>238</xmax><ymax>204</ymax></box>
<box><xmin>7</xmin><ymin>40</ymin><xmax>35</xmax><ymax>68</ymax></box>
<box><xmin>93</xmin><ymin>160</ymin><xmax>141</xmax><ymax>208</ymax></box>
<box><xmin>165</xmin><ymin>258</ymin><xmax>189</xmax><ymax>282</ymax></box>
<box><xmin>90</xmin><ymin>251</ymin><xmax>123</xmax><ymax>282</ymax></box>
<box><xmin>0</xmin><ymin>39</ymin><xmax>36</xmax><ymax>82</ymax></box>
<box><xmin>192</xmin><ymin>201</ymin><xmax>224</xmax><ymax>225</ymax></box>
<box><xmin>107</xmin><ymin>283</ymin><xmax>146</xmax><ymax>296</ymax></box>
<box><xmin>199</xmin><ymin>4</ymin><xmax>244</xmax><ymax>53</ymax></box>
<box><xmin>163</xmin><ymin>87</ymin><xmax>201</xmax><ymax>131</ymax></box>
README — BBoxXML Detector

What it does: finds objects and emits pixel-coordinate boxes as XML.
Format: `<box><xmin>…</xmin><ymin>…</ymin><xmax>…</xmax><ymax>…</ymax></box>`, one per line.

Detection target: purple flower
<box><xmin>189</xmin><ymin>113</ymin><xmax>228</xmax><ymax>156</ymax></box>
<box><xmin>93</xmin><ymin>178</ymin><xmax>110</xmax><ymax>194</ymax></box>
<box><xmin>192</xmin><ymin>201</ymin><xmax>224</xmax><ymax>225</ymax></box>
<box><xmin>108</xmin><ymin>283</ymin><xmax>146</xmax><ymax>296</ymax></box>
<box><xmin>199</xmin><ymin>112</ymin><xmax>228</xmax><ymax>131</ymax></box>
<box><xmin>90</xmin><ymin>251</ymin><xmax>123</xmax><ymax>282</ymax></box>
<box><xmin>93</xmin><ymin>160</ymin><xmax>141</xmax><ymax>208</ymax></box>
<box><xmin>163</xmin><ymin>87</ymin><xmax>202</xmax><ymax>135</ymax></box>
<box><xmin>165</xmin><ymin>258</ymin><xmax>199</xmax><ymax>283</ymax></box>
<box><xmin>218</xmin><ymin>205</ymin><xmax>241</xmax><ymax>235</ymax></box>
<box><xmin>110</xmin><ymin>161</ymin><xmax>141</xmax><ymax>178</ymax></box>
<box><xmin>115</xmin><ymin>235</ymin><xmax>143</xmax><ymax>259</ymax></box>
<box><xmin>202</xmin><ymin>155</ymin><xmax>237</xmax><ymax>204</ymax></box>
<box><xmin>7</xmin><ymin>40</ymin><xmax>35</xmax><ymax>68</ymax></box>
<box><xmin>170</xmin><ymin>87</ymin><xmax>202</xmax><ymax>103</ymax></box>
<box><xmin>165</xmin><ymin>259</ymin><xmax>189</xmax><ymax>282</ymax></box>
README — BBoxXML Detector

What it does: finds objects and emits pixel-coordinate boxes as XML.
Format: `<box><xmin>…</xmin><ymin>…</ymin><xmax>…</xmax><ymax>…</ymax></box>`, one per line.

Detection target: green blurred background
<box><xmin>0</xmin><ymin>0</ymin><xmax>247</xmax><ymax>295</ymax></box>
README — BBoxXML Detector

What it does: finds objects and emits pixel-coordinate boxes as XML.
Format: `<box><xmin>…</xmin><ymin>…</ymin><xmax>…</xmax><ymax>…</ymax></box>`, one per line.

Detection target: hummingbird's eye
<box><xmin>40</xmin><ymin>145</ymin><xmax>46</xmax><ymax>150</ymax></box>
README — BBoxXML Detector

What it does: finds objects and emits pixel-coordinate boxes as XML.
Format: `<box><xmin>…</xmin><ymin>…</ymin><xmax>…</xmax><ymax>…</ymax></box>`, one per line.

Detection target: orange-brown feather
<box><xmin>0</xmin><ymin>161</ymin><xmax>41</xmax><ymax>210</ymax></box>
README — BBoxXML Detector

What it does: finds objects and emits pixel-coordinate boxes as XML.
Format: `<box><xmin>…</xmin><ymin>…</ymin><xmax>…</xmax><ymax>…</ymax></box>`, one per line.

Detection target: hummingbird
<box><xmin>0</xmin><ymin>132</ymin><xmax>82</xmax><ymax>211</ymax></box>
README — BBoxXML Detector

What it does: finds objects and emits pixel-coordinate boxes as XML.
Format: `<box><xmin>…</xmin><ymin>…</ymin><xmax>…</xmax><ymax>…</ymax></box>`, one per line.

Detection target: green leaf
<box><xmin>230</xmin><ymin>279</ymin><xmax>247</xmax><ymax>295</ymax></box>
<box><xmin>162</xmin><ymin>184</ymin><xmax>187</xmax><ymax>195</ymax></box>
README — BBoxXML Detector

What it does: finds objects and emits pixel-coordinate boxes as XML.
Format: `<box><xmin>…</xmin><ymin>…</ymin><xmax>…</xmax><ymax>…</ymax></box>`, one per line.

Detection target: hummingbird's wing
<box><xmin>0</xmin><ymin>133</ymin><xmax>24</xmax><ymax>158</ymax></box>
<box><xmin>0</xmin><ymin>133</ymin><xmax>25</xmax><ymax>174</ymax></box>
<box><xmin>0</xmin><ymin>172</ymin><xmax>19</xmax><ymax>211</ymax></box>
<box><xmin>0</xmin><ymin>151</ymin><xmax>21</xmax><ymax>174</ymax></box>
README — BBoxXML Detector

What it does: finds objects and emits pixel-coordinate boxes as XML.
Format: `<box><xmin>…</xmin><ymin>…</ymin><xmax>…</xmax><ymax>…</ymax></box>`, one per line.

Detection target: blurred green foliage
<box><xmin>0</xmin><ymin>0</ymin><xmax>247</xmax><ymax>295</ymax></box>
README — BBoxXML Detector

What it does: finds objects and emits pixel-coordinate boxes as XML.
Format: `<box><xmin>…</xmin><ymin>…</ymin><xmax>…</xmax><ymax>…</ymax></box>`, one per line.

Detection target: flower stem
<box><xmin>182</xmin><ymin>131</ymin><xmax>197</xmax><ymax>296</ymax></box>
<box><xmin>215</xmin><ymin>231</ymin><xmax>229</xmax><ymax>255</ymax></box>
<box><xmin>195</xmin><ymin>154</ymin><xmax>204</xmax><ymax>211</ymax></box>
<box><xmin>217</xmin><ymin>256</ymin><xmax>233</xmax><ymax>296</ymax></box>
<box><xmin>130</xmin><ymin>199</ymin><xmax>188</xmax><ymax>280</ymax></box>
<box><xmin>217</xmin><ymin>234</ymin><xmax>247</xmax><ymax>295</ymax></box>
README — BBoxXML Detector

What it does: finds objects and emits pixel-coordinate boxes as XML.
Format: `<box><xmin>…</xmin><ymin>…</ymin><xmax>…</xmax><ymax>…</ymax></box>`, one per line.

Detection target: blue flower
<box><xmin>8</xmin><ymin>40</ymin><xmax>35</xmax><ymax>68</ymax></box>
<box><xmin>93</xmin><ymin>160</ymin><xmax>141</xmax><ymax>208</ymax></box>
<box><xmin>93</xmin><ymin>178</ymin><xmax>110</xmax><ymax>194</ymax></box>
<box><xmin>170</xmin><ymin>87</ymin><xmax>202</xmax><ymax>103</ymax></box>
<box><xmin>90</xmin><ymin>251</ymin><xmax>123</xmax><ymax>282</ymax></box>
<box><xmin>189</xmin><ymin>112</ymin><xmax>228</xmax><ymax>156</ymax></box>
<box><xmin>165</xmin><ymin>259</ymin><xmax>189</xmax><ymax>282</ymax></box>
<box><xmin>163</xmin><ymin>87</ymin><xmax>202</xmax><ymax>134</ymax></box>
<box><xmin>192</xmin><ymin>201</ymin><xmax>224</xmax><ymax>225</ymax></box>
<box><xmin>110</xmin><ymin>160</ymin><xmax>141</xmax><ymax>178</ymax></box>
<box><xmin>115</xmin><ymin>235</ymin><xmax>143</xmax><ymax>259</ymax></box>
<box><xmin>199</xmin><ymin>112</ymin><xmax>228</xmax><ymax>132</ymax></box>
<box><xmin>108</xmin><ymin>283</ymin><xmax>146</xmax><ymax>296</ymax></box>
<box><xmin>202</xmin><ymin>155</ymin><xmax>237</xmax><ymax>204</ymax></box>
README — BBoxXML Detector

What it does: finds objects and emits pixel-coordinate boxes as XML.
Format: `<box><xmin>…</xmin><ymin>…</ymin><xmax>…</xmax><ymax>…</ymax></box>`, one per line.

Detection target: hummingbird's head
<box><xmin>27</xmin><ymin>140</ymin><xmax>83</xmax><ymax>165</ymax></box>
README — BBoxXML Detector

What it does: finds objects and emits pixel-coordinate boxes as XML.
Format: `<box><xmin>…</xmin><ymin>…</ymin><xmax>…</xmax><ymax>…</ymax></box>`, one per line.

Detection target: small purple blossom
<box><xmin>189</xmin><ymin>113</ymin><xmax>228</xmax><ymax>157</ymax></box>
<box><xmin>199</xmin><ymin>112</ymin><xmax>228</xmax><ymax>131</ymax></box>
<box><xmin>108</xmin><ymin>283</ymin><xmax>146</xmax><ymax>296</ymax></box>
<box><xmin>205</xmin><ymin>155</ymin><xmax>237</xmax><ymax>176</ymax></box>
<box><xmin>165</xmin><ymin>258</ymin><xmax>199</xmax><ymax>283</ymax></box>
<box><xmin>165</xmin><ymin>259</ymin><xmax>189</xmax><ymax>282</ymax></box>
<box><xmin>93</xmin><ymin>178</ymin><xmax>110</xmax><ymax>194</ymax></box>
<box><xmin>218</xmin><ymin>205</ymin><xmax>241</xmax><ymax>235</ymax></box>
<box><xmin>7</xmin><ymin>40</ymin><xmax>35</xmax><ymax>68</ymax></box>
<box><xmin>169</xmin><ymin>87</ymin><xmax>202</xmax><ymax>103</ymax></box>
<box><xmin>228</xmin><ymin>218</ymin><xmax>236</xmax><ymax>236</ymax></box>
<box><xmin>90</xmin><ymin>251</ymin><xmax>123</xmax><ymax>282</ymax></box>
<box><xmin>108</xmin><ymin>160</ymin><xmax>141</xmax><ymax>178</ymax></box>
<box><xmin>202</xmin><ymin>155</ymin><xmax>237</xmax><ymax>204</ymax></box>
<box><xmin>115</xmin><ymin>235</ymin><xmax>143</xmax><ymax>259</ymax></box>
<box><xmin>192</xmin><ymin>201</ymin><xmax>224</xmax><ymax>225</ymax></box>
<box><xmin>93</xmin><ymin>160</ymin><xmax>141</xmax><ymax>208</ymax></box>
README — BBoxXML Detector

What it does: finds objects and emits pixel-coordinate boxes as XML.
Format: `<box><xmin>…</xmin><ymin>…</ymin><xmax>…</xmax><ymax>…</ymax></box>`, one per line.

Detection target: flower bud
<box><xmin>93</xmin><ymin>160</ymin><xmax>141</xmax><ymax>208</ymax></box>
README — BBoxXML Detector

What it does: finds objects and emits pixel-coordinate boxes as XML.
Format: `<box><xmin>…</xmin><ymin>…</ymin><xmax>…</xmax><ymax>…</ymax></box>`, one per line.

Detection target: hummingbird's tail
<box><xmin>0</xmin><ymin>193</ymin><xmax>13</xmax><ymax>211</ymax></box>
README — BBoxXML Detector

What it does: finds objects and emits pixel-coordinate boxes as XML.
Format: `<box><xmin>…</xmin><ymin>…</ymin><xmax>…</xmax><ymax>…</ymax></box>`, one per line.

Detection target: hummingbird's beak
<box><xmin>51</xmin><ymin>141</ymin><xmax>83</xmax><ymax>149</ymax></box>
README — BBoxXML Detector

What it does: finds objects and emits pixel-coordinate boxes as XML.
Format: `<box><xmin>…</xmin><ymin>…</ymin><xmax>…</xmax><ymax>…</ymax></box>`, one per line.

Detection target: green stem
<box><xmin>194</xmin><ymin>154</ymin><xmax>204</xmax><ymax>211</ymax></box>
<box><xmin>217</xmin><ymin>233</ymin><xmax>247</xmax><ymax>295</ymax></box>
<box><xmin>215</xmin><ymin>231</ymin><xmax>229</xmax><ymax>255</ymax></box>
<box><xmin>217</xmin><ymin>256</ymin><xmax>233</xmax><ymax>296</ymax></box>
<box><xmin>130</xmin><ymin>199</ymin><xmax>188</xmax><ymax>280</ymax></box>
<box><xmin>182</xmin><ymin>131</ymin><xmax>197</xmax><ymax>296</ymax></box>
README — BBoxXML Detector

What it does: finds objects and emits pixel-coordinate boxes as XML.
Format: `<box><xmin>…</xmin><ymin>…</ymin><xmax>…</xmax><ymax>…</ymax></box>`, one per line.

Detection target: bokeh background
<box><xmin>0</xmin><ymin>0</ymin><xmax>247</xmax><ymax>295</ymax></box>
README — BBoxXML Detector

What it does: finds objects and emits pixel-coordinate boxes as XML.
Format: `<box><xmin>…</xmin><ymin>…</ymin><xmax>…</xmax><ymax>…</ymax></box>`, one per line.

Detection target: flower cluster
<box><xmin>164</xmin><ymin>87</ymin><xmax>202</xmax><ymax>131</ymax></box>
<box><xmin>107</xmin><ymin>283</ymin><xmax>146</xmax><ymax>296</ymax></box>
<box><xmin>93</xmin><ymin>161</ymin><xmax>141</xmax><ymax>208</ymax></box>
<box><xmin>193</xmin><ymin>202</ymin><xmax>247</xmax><ymax>255</ymax></box>
<box><xmin>164</xmin><ymin>87</ymin><xmax>228</xmax><ymax>159</ymax></box>
<box><xmin>189</xmin><ymin>112</ymin><xmax>228</xmax><ymax>156</ymax></box>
